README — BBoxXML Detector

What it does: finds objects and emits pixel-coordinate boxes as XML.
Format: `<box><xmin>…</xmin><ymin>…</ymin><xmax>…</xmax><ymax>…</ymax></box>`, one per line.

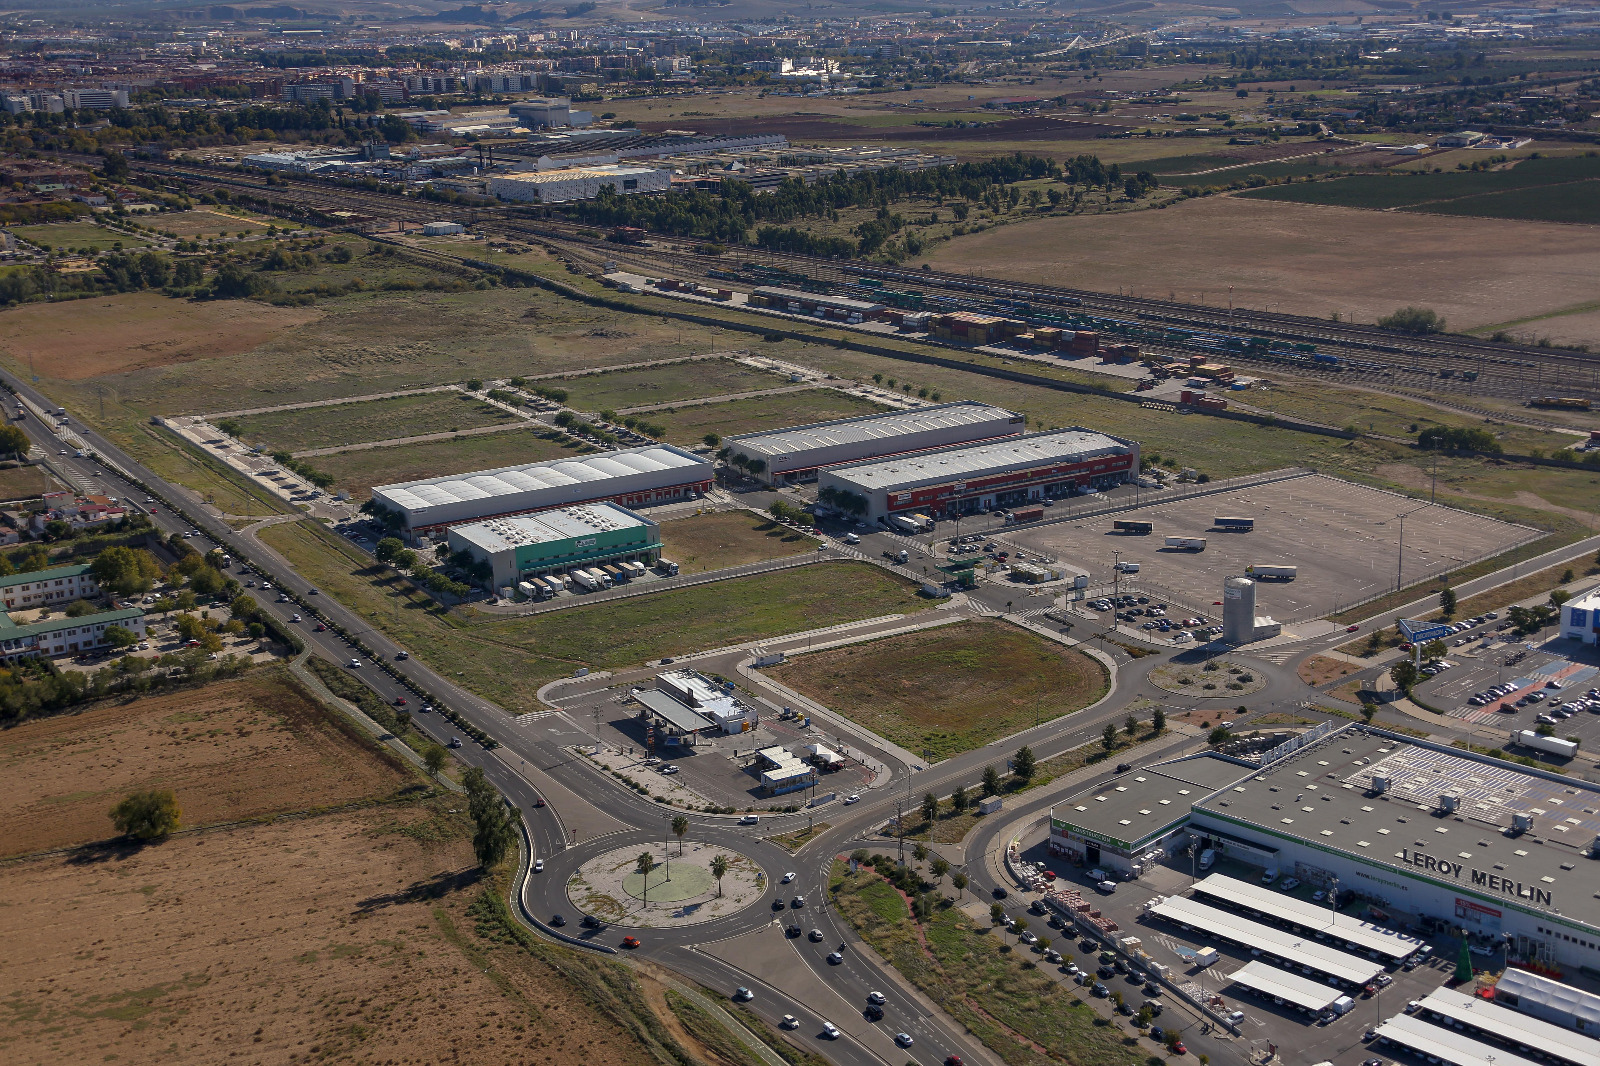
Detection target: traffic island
<box><xmin>567</xmin><ymin>841</ymin><xmax>766</xmax><ymax>928</ymax></box>
<box><xmin>1149</xmin><ymin>657</ymin><xmax>1267</xmax><ymax>698</ymax></box>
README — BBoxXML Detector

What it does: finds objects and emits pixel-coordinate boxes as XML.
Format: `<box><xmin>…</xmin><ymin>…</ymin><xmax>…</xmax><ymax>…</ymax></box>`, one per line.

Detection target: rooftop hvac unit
<box><xmin>1511</xmin><ymin>812</ymin><xmax>1534</xmax><ymax>833</ymax></box>
<box><xmin>1438</xmin><ymin>794</ymin><xmax>1459</xmax><ymax>813</ymax></box>
<box><xmin>1370</xmin><ymin>775</ymin><xmax>1390</xmax><ymax>794</ymax></box>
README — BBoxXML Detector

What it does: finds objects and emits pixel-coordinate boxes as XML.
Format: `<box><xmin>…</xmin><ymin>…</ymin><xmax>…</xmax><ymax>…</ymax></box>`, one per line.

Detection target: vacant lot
<box><xmin>257</xmin><ymin>519</ymin><xmax>929</xmax><ymax>713</ymax></box>
<box><xmin>0</xmin><ymin>463</ymin><xmax>55</xmax><ymax>501</ymax></box>
<box><xmin>0</xmin><ymin>803</ymin><xmax>680</xmax><ymax>1066</ymax></box>
<box><xmin>924</xmin><ymin>195</ymin><xmax>1600</xmax><ymax>344</ymax></box>
<box><xmin>0</xmin><ymin>291</ymin><xmax>323</xmax><ymax>381</ymax></box>
<box><xmin>230</xmin><ymin>390</ymin><xmax>521</xmax><ymax>452</ymax></box>
<box><xmin>649</xmin><ymin>389</ymin><xmax>889</xmax><ymax>444</ymax></box>
<box><xmin>559</xmin><ymin>359</ymin><xmax>789</xmax><ymax>412</ymax></box>
<box><xmin>658</xmin><ymin>510</ymin><xmax>819</xmax><ymax>574</ymax></box>
<box><xmin>0</xmin><ymin>668</ymin><xmax>412</xmax><ymax>857</ymax></box>
<box><xmin>316</xmin><ymin>426</ymin><xmax>594</xmax><ymax>498</ymax></box>
<box><xmin>10</xmin><ymin>221</ymin><xmax>148</xmax><ymax>252</ymax></box>
<box><xmin>770</xmin><ymin>620</ymin><xmax>1106</xmax><ymax>758</ymax></box>
<box><xmin>156</xmin><ymin>209</ymin><xmax>270</xmax><ymax>237</ymax></box>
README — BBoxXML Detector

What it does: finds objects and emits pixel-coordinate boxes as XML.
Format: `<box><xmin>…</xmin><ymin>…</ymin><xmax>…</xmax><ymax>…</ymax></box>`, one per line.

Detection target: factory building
<box><xmin>445</xmin><ymin>502</ymin><xmax>660</xmax><ymax>593</ymax></box>
<box><xmin>372</xmin><ymin>444</ymin><xmax>712</xmax><ymax>540</ymax></box>
<box><xmin>1049</xmin><ymin>722</ymin><xmax>1600</xmax><ymax>975</ymax></box>
<box><xmin>1560</xmin><ymin>589</ymin><xmax>1600</xmax><ymax>644</ymax></box>
<box><xmin>487</xmin><ymin>163</ymin><xmax>669</xmax><ymax>203</ymax></box>
<box><xmin>817</xmin><ymin>428</ymin><xmax>1138</xmax><ymax>523</ymax></box>
<box><xmin>724</xmin><ymin>401</ymin><xmax>1023</xmax><ymax>487</ymax></box>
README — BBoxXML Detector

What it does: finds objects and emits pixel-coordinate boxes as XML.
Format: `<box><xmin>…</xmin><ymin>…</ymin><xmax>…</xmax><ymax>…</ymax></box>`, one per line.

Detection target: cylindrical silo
<box><xmin>1223</xmin><ymin>576</ymin><xmax>1257</xmax><ymax>645</ymax></box>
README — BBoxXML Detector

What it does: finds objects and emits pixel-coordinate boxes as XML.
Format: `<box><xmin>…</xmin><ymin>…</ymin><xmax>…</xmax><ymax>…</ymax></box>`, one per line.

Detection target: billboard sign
<box><xmin>1399</xmin><ymin>618</ymin><xmax>1454</xmax><ymax>644</ymax></box>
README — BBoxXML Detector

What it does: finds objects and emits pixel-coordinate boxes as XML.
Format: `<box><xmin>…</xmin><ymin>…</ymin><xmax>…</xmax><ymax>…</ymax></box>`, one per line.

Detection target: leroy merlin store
<box><xmin>1048</xmin><ymin>724</ymin><xmax>1600</xmax><ymax>972</ymax></box>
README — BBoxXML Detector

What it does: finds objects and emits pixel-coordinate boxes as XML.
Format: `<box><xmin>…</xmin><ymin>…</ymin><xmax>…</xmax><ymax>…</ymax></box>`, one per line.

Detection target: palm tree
<box><xmin>671</xmin><ymin>814</ymin><xmax>689</xmax><ymax>856</ymax></box>
<box><xmin>636</xmin><ymin>851</ymin><xmax>654</xmax><ymax>905</ymax></box>
<box><xmin>710</xmin><ymin>854</ymin><xmax>729</xmax><ymax>897</ymax></box>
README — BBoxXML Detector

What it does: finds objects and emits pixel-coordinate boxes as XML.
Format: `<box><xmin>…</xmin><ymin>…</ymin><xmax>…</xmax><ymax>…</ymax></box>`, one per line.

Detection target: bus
<box><xmin>1214</xmin><ymin>516</ymin><xmax>1255</xmax><ymax>531</ymax></box>
<box><xmin>1113</xmin><ymin>520</ymin><xmax>1154</xmax><ymax>535</ymax></box>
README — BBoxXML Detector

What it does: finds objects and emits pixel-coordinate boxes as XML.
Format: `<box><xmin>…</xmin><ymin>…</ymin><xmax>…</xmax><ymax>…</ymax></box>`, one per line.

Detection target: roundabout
<box><xmin>566</xmin><ymin>840</ymin><xmax>768</xmax><ymax>928</ymax></box>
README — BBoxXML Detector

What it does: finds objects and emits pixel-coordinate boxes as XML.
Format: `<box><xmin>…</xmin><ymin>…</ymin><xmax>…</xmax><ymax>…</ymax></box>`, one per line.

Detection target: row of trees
<box><xmin>373</xmin><ymin>536</ymin><xmax>482</xmax><ymax>597</ymax></box>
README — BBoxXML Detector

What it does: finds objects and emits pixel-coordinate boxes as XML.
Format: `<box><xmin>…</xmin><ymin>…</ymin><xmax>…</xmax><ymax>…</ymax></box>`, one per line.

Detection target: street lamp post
<box><xmin>1395</xmin><ymin>504</ymin><xmax>1428</xmax><ymax>593</ymax></box>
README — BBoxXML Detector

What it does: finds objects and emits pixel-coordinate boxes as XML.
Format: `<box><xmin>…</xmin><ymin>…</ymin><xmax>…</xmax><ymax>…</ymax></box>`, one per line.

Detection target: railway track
<box><xmin>134</xmin><ymin>158</ymin><xmax>1600</xmax><ymax>410</ymax></box>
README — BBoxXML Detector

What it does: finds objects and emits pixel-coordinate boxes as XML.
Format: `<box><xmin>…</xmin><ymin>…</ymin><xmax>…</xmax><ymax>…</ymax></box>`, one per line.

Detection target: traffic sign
<box><xmin>1398</xmin><ymin>618</ymin><xmax>1454</xmax><ymax>644</ymax></box>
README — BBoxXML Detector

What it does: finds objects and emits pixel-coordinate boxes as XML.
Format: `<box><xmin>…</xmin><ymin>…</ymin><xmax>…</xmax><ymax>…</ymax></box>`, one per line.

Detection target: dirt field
<box><xmin>0</xmin><ymin>803</ymin><xmax>670</xmax><ymax>1066</ymax></box>
<box><xmin>0</xmin><ymin>669</ymin><xmax>413</xmax><ymax>857</ymax></box>
<box><xmin>925</xmin><ymin>195</ymin><xmax>1600</xmax><ymax>345</ymax></box>
<box><xmin>230</xmin><ymin>390</ymin><xmax>521</xmax><ymax>453</ymax></box>
<box><xmin>1299</xmin><ymin>655</ymin><xmax>1362</xmax><ymax>687</ymax></box>
<box><xmin>768</xmin><ymin>619</ymin><xmax>1107</xmax><ymax>758</ymax></box>
<box><xmin>156</xmin><ymin>209</ymin><xmax>270</xmax><ymax>237</ymax></box>
<box><xmin>658</xmin><ymin>510</ymin><xmax>820</xmax><ymax>573</ymax></box>
<box><xmin>0</xmin><ymin>292</ymin><xmax>323</xmax><ymax>381</ymax></box>
<box><xmin>315</xmin><ymin>427</ymin><xmax>593</xmax><ymax>498</ymax></box>
<box><xmin>0</xmin><ymin>463</ymin><xmax>56</xmax><ymax>501</ymax></box>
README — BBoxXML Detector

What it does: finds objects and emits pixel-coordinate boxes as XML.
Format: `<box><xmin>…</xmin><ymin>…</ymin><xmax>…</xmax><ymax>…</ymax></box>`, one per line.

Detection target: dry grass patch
<box><xmin>1298</xmin><ymin>654</ymin><xmax>1362</xmax><ymax>688</ymax></box>
<box><xmin>0</xmin><ymin>804</ymin><xmax>675</xmax><ymax>1066</ymax></box>
<box><xmin>231</xmin><ymin>390</ymin><xmax>520</xmax><ymax>453</ymax></box>
<box><xmin>659</xmin><ymin>510</ymin><xmax>819</xmax><ymax>574</ymax></box>
<box><xmin>559</xmin><ymin>359</ymin><xmax>789</xmax><ymax>412</ymax></box>
<box><xmin>0</xmin><ymin>668</ymin><xmax>413</xmax><ymax>857</ymax></box>
<box><xmin>0</xmin><ymin>291</ymin><xmax>322</xmax><ymax>380</ymax></box>
<box><xmin>315</xmin><ymin>426</ymin><xmax>593</xmax><ymax>498</ymax></box>
<box><xmin>0</xmin><ymin>463</ymin><xmax>57</xmax><ymax>501</ymax></box>
<box><xmin>648</xmin><ymin>389</ymin><xmax>889</xmax><ymax>444</ymax></box>
<box><xmin>769</xmin><ymin>620</ymin><xmax>1107</xmax><ymax>759</ymax></box>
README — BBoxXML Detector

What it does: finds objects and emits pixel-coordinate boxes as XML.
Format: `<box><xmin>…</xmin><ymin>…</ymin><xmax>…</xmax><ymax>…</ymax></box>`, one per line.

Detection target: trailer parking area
<box><xmin>1002</xmin><ymin>474</ymin><xmax>1538</xmax><ymax>623</ymax></box>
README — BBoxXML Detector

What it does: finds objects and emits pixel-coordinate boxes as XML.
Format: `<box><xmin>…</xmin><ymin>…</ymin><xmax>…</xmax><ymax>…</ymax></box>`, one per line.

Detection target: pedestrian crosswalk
<box><xmin>514</xmin><ymin>710</ymin><xmax>559</xmax><ymax>724</ymax></box>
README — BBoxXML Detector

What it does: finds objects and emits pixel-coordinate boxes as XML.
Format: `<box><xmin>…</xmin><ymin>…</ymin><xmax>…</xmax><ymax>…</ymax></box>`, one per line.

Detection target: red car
<box><xmin>1172</xmin><ymin>1042</ymin><xmax>1186</xmax><ymax>1056</ymax></box>
<box><xmin>1346</xmin><ymin>624</ymin><xmax>1361</xmax><ymax>633</ymax></box>
<box><xmin>1043</xmin><ymin>870</ymin><xmax>1057</xmax><ymax>881</ymax></box>
<box><xmin>314</xmin><ymin>624</ymin><xmax>327</xmax><ymax>632</ymax></box>
<box><xmin>621</xmin><ymin>936</ymin><xmax>640</xmax><ymax>949</ymax></box>
<box><xmin>394</xmin><ymin>697</ymin><xmax>408</xmax><ymax>706</ymax></box>
<box><xmin>945</xmin><ymin>1058</ymin><xmax>964</xmax><ymax>1066</ymax></box>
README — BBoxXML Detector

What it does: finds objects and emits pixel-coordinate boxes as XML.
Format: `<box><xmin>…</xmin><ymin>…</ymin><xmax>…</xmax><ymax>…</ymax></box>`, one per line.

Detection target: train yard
<box><xmin>132</xmin><ymin>157</ymin><xmax>1600</xmax><ymax>413</ymax></box>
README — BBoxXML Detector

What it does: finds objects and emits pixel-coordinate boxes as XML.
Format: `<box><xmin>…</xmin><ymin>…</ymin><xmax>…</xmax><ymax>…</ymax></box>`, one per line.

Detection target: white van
<box><xmin>1198</xmin><ymin>848</ymin><xmax>1216</xmax><ymax>871</ymax></box>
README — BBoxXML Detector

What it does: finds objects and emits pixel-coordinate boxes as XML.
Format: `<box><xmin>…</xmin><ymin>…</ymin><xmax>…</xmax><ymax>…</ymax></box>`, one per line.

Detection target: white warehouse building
<box><xmin>723</xmin><ymin>401</ymin><xmax>1023</xmax><ymax>486</ymax></box>
<box><xmin>1049</xmin><ymin>723</ymin><xmax>1600</xmax><ymax>977</ymax></box>
<box><xmin>817</xmin><ymin>427</ymin><xmax>1138</xmax><ymax>524</ymax></box>
<box><xmin>372</xmin><ymin>444</ymin><xmax>713</xmax><ymax>540</ymax></box>
<box><xmin>488</xmin><ymin>163</ymin><xmax>669</xmax><ymax>203</ymax></box>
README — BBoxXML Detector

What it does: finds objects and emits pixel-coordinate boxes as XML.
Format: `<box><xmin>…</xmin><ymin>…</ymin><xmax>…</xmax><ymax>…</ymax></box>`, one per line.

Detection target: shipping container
<box><xmin>1165</xmin><ymin>536</ymin><xmax>1207</xmax><ymax>551</ymax></box>
<box><xmin>1248</xmin><ymin>564</ymin><xmax>1297</xmax><ymax>581</ymax></box>
<box><xmin>1113</xmin><ymin>520</ymin><xmax>1154</xmax><ymax>535</ymax></box>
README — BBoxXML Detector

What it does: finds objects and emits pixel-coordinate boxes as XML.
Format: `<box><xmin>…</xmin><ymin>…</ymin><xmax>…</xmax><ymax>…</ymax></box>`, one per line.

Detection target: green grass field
<box><xmin>230</xmin><ymin>391</ymin><xmax>521</xmax><ymax>453</ymax></box>
<box><xmin>10</xmin><ymin>222</ymin><xmax>148</xmax><ymax>252</ymax></box>
<box><xmin>558</xmin><ymin>359</ymin><xmax>789</xmax><ymax>412</ymax></box>
<box><xmin>313</xmin><ymin>426</ymin><xmax>594</xmax><ymax>497</ymax></box>
<box><xmin>1238</xmin><ymin>153</ymin><xmax>1600</xmax><ymax>222</ymax></box>
<box><xmin>769</xmin><ymin>620</ymin><xmax>1106</xmax><ymax>759</ymax></box>
<box><xmin>647</xmin><ymin>389</ymin><xmax>889</xmax><ymax>444</ymax></box>
<box><xmin>256</xmin><ymin>518</ymin><xmax>929</xmax><ymax>714</ymax></box>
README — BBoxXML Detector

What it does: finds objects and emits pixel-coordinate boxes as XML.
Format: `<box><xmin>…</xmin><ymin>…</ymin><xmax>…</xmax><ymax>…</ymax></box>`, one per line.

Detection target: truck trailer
<box><xmin>1165</xmin><ymin>537</ymin><xmax>1207</xmax><ymax>551</ymax></box>
<box><xmin>1248</xmin><ymin>564</ymin><xmax>1297</xmax><ymax>581</ymax></box>
<box><xmin>1516</xmin><ymin>730</ymin><xmax>1578</xmax><ymax>758</ymax></box>
<box><xmin>887</xmin><ymin>514</ymin><xmax>921</xmax><ymax>535</ymax></box>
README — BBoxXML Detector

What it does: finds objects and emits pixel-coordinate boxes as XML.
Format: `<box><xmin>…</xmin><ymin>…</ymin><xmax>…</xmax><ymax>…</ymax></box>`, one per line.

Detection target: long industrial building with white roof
<box><xmin>723</xmin><ymin>401</ymin><xmax>1024</xmax><ymax>486</ymax></box>
<box><xmin>816</xmin><ymin>427</ymin><xmax>1138</xmax><ymax>522</ymax></box>
<box><xmin>372</xmin><ymin>444</ymin><xmax>712</xmax><ymax>539</ymax></box>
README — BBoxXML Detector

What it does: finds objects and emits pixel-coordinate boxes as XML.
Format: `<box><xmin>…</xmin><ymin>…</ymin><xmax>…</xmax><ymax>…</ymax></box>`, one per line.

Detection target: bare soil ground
<box><xmin>0</xmin><ymin>292</ymin><xmax>322</xmax><ymax>380</ymax></box>
<box><xmin>0</xmin><ymin>803</ymin><xmax>664</xmax><ymax>1066</ymax></box>
<box><xmin>0</xmin><ymin>669</ymin><xmax>413</xmax><ymax>857</ymax></box>
<box><xmin>156</xmin><ymin>210</ymin><xmax>269</xmax><ymax>237</ymax></box>
<box><xmin>658</xmin><ymin>510</ymin><xmax>819</xmax><ymax>574</ymax></box>
<box><xmin>0</xmin><ymin>463</ymin><xmax>56</xmax><ymax>501</ymax></box>
<box><xmin>1298</xmin><ymin>654</ymin><xmax>1362</xmax><ymax>688</ymax></box>
<box><xmin>925</xmin><ymin>195</ymin><xmax>1600</xmax><ymax>345</ymax></box>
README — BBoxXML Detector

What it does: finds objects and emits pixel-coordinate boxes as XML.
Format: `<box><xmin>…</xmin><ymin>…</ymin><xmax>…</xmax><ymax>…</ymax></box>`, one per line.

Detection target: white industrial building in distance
<box><xmin>371</xmin><ymin>444</ymin><xmax>712</xmax><ymax>540</ymax></box>
<box><xmin>444</xmin><ymin>502</ymin><xmax>661</xmax><ymax>593</ymax></box>
<box><xmin>723</xmin><ymin>400</ymin><xmax>1023</xmax><ymax>486</ymax></box>
<box><xmin>488</xmin><ymin>163</ymin><xmax>669</xmax><ymax>203</ymax></box>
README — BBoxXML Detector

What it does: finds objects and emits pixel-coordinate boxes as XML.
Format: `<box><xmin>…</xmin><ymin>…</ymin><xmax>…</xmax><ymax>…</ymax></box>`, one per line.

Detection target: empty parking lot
<box><xmin>1003</xmin><ymin>474</ymin><xmax>1538</xmax><ymax>622</ymax></box>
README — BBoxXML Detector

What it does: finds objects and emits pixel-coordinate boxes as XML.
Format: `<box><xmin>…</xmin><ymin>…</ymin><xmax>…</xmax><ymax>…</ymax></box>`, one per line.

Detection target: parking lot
<box><xmin>555</xmin><ymin>683</ymin><xmax>875</xmax><ymax>810</ymax></box>
<box><xmin>1006</xmin><ymin>835</ymin><xmax>1452</xmax><ymax>1066</ymax></box>
<box><xmin>1002</xmin><ymin>474</ymin><xmax>1538</xmax><ymax>623</ymax></box>
<box><xmin>1418</xmin><ymin>637</ymin><xmax>1600</xmax><ymax>748</ymax></box>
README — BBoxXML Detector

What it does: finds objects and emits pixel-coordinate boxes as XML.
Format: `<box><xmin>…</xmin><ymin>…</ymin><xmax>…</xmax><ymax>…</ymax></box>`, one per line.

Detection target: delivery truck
<box><xmin>572</xmin><ymin>569</ymin><xmax>601</xmax><ymax>592</ymax></box>
<box><xmin>887</xmin><ymin>514</ymin><xmax>922</xmax><ymax>534</ymax></box>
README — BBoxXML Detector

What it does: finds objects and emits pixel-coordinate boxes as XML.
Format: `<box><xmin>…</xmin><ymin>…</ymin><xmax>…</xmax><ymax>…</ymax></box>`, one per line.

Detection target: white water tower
<box><xmin>1223</xmin><ymin>576</ymin><xmax>1256</xmax><ymax>645</ymax></box>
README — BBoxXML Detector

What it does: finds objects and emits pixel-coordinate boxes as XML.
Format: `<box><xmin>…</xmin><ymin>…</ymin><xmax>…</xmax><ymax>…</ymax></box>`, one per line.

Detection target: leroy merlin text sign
<box><xmin>1399</xmin><ymin>848</ymin><xmax>1553</xmax><ymax>906</ymax></box>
